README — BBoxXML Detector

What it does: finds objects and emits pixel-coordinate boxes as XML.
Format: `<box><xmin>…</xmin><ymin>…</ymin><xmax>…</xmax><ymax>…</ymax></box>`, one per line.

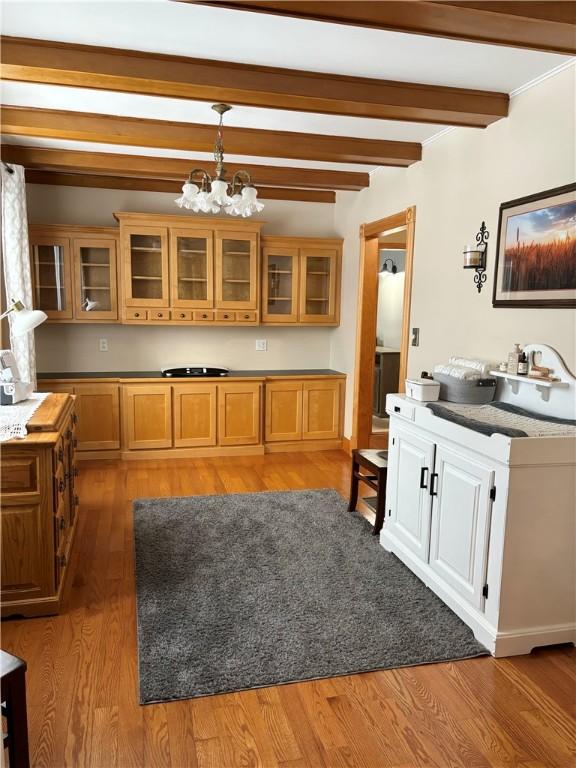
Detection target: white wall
<box><xmin>27</xmin><ymin>185</ymin><xmax>337</xmax><ymax>372</ymax></box>
<box><xmin>331</xmin><ymin>64</ymin><xmax>576</xmax><ymax>436</ymax></box>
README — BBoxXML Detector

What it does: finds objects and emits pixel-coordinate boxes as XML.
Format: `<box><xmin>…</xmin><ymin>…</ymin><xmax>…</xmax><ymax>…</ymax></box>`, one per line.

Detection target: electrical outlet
<box><xmin>99</xmin><ymin>338</ymin><xmax>108</xmax><ymax>352</ymax></box>
<box><xmin>255</xmin><ymin>339</ymin><xmax>267</xmax><ymax>352</ymax></box>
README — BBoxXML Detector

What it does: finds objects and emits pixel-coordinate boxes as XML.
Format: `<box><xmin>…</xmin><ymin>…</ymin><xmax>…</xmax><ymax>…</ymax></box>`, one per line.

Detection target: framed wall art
<box><xmin>493</xmin><ymin>182</ymin><xmax>576</xmax><ymax>308</ymax></box>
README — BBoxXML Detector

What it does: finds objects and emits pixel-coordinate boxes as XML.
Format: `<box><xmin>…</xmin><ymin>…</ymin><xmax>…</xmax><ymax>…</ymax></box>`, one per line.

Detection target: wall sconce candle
<box><xmin>463</xmin><ymin>221</ymin><xmax>489</xmax><ymax>293</ymax></box>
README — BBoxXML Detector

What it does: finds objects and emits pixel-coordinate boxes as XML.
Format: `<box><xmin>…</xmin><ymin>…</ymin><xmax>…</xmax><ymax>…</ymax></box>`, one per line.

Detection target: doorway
<box><xmin>352</xmin><ymin>207</ymin><xmax>416</xmax><ymax>450</ymax></box>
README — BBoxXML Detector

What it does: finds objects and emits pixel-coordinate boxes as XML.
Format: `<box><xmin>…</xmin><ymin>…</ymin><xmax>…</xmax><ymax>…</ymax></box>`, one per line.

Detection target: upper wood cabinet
<box><xmin>122</xmin><ymin>225</ymin><xmax>169</xmax><ymax>308</ymax></box>
<box><xmin>29</xmin><ymin>226</ymin><xmax>119</xmax><ymax>323</ymax></box>
<box><xmin>116</xmin><ymin>213</ymin><xmax>262</xmax><ymax>323</ymax></box>
<box><xmin>261</xmin><ymin>237</ymin><xmax>342</xmax><ymax>325</ymax></box>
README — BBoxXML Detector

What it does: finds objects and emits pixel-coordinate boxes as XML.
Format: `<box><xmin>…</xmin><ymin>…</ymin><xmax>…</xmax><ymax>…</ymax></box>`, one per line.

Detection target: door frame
<box><xmin>351</xmin><ymin>206</ymin><xmax>416</xmax><ymax>450</ymax></box>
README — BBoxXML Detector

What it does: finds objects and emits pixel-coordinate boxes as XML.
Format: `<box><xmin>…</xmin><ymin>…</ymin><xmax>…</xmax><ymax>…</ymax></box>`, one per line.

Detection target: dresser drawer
<box><xmin>215</xmin><ymin>310</ymin><xmax>235</xmax><ymax>322</ymax></box>
<box><xmin>1</xmin><ymin>455</ymin><xmax>39</xmax><ymax>495</ymax></box>
<box><xmin>173</xmin><ymin>310</ymin><xmax>192</xmax><ymax>321</ymax></box>
<box><xmin>194</xmin><ymin>310</ymin><xmax>214</xmax><ymax>322</ymax></box>
<box><xmin>150</xmin><ymin>309</ymin><xmax>170</xmax><ymax>321</ymax></box>
<box><xmin>236</xmin><ymin>310</ymin><xmax>257</xmax><ymax>322</ymax></box>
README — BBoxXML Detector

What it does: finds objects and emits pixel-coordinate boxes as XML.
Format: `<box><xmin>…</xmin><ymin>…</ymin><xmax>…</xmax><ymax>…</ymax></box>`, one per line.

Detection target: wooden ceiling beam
<box><xmin>1</xmin><ymin>106</ymin><xmax>420</xmax><ymax>166</ymax></box>
<box><xmin>189</xmin><ymin>1</ymin><xmax>576</xmax><ymax>55</ymax></box>
<box><xmin>1</xmin><ymin>37</ymin><xmax>509</xmax><ymax>128</ymax></box>
<box><xmin>1</xmin><ymin>145</ymin><xmax>368</xmax><ymax>191</ymax></box>
<box><xmin>24</xmin><ymin>169</ymin><xmax>336</xmax><ymax>203</ymax></box>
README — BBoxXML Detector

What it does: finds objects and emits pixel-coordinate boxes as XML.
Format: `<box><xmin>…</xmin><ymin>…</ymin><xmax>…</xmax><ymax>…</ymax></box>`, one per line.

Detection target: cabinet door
<box><xmin>122</xmin><ymin>226</ymin><xmax>169</xmax><ymax>307</ymax></box>
<box><xmin>123</xmin><ymin>385</ymin><xmax>172</xmax><ymax>449</ymax></box>
<box><xmin>173</xmin><ymin>384</ymin><xmax>217</xmax><ymax>447</ymax></box>
<box><xmin>30</xmin><ymin>236</ymin><xmax>73</xmax><ymax>319</ymax></box>
<box><xmin>387</xmin><ymin>424</ymin><xmax>435</xmax><ymax>562</ymax></box>
<box><xmin>73</xmin><ymin>384</ymin><xmax>120</xmax><ymax>450</ymax></box>
<box><xmin>299</xmin><ymin>249</ymin><xmax>339</xmax><ymax>324</ymax></box>
<box><xmin>302</xmin><ymin>380</ymin><xmax>340</xmax><ymax>440</ymax></box>
<box><xmin>73</xmin><ymin>238</ymin><xmax>118</xmax><ymax>320</ymax></box>
<box><xmin>215</xmin><ymin>232</ymin><xmax>258</xmax><ymax>310</ymax></box>
<box><xmin>170</xmin><ymin>229</ymin><xmax>214</xmax><ymax>309</ymax></box>
<box><xmin>218</xmin><ymin>383</ymin><xmax>261</xmax><ymax>445</ymax></box>
<box><xmin>428</xmin><ymin>446</ymin><xmax>494</xmax><ymax>609</ymax></box>
<box><xmin>262</xmin><ymin>247</ymin><xmax>299</xmax><ymax>323</ymax></box>
<box><xmin>265</xmin><ymin>381</ymin><xmax>302</xmax><ymax>442</ymax></box>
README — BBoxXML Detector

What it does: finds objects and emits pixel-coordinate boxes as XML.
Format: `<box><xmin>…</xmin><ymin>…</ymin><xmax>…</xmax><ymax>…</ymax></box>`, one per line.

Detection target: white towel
<box><xmin>433</xmin><ymin>364</ymin><xmax>481</xmax><ymax>380</ymax></box>
<box><xmin>448</xmin><ymin>356</ymin><xmax>497</xmax><ymax>376</ymax></box>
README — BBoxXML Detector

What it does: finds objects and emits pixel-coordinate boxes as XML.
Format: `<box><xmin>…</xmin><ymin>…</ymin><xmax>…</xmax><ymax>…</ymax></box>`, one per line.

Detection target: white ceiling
<box><xmin>1</xmin><ymin>0</ymin><xmax>573</xmax><ymax>181</ymax></box>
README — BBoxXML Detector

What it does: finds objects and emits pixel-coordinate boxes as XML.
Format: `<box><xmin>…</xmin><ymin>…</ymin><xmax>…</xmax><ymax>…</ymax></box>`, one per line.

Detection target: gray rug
<box><xmin>133</xmin><ymin>489</ymin><xmax>487</xmax><ymax>704</ymax></box>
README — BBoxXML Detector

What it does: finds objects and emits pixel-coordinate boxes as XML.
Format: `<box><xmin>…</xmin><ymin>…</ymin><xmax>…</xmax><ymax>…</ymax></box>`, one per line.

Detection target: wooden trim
<box><xmin>24</xmin><ymin>169</ymin><xmax>338</xmax><ymax>202</ymax></box>
<box><xmin>3</xmin><ymin>145</ymin><xmax>369</xmax><ymax>191</ymax></box>
<box><xmin>399</xmin><ymin>207</ymin><xmax>417</xmax><ymax>391</ymax></box>
<box><xmin>191</xmin><ymin>1</ymin><xmax>576</xmax><ymax>55</ymax></box>
<box><xmin>352</xmin><ymin>231</ymin><xmax>380</xmax><ymax>449</ymax></box>
<box><xmin>0</xmin><ymin>36</ymin><xmax>509</xmax><ymax>127</ymax></box>
<box><xmin>265</xmin><ymin>439</ymin><xmax>343</xmax><ymax>453</ymax></box>
<box><xmin>378</xmin><ymin>240</ymin><xmax>406</xmax><ymax>250</ymax></box>
<box><xmin>352</xmin><ymin>206</ymin><xmax>416</xmax><ymax>448</ymax></box>
<box><xmin>3</xmin><ymin>106</ymin><xmax>421</xmax><ymax>166</ymax></box>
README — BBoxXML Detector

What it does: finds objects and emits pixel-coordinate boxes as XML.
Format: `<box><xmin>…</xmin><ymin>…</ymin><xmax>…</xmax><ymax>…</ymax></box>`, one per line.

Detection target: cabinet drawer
<box><xmin>215</xmin><ymin>310</ymin><xmax>235</xmax><ymax>322</ymax></box>
<box><xmin>1</xmin><ymin>455</ymin><xmax>39</xmax><ymax>495</ymax></box>
<box><xmin>126</xmin><ymin>309</ymin><xmax>148</xmax><ymax>320</ymax></box>
<box><xmin>236</xmin><ymin>310</ymin><xmax>257</xmax><ymax>323</ymax></box>
<box><xmin>194</xmin><ymin>310</ymin><xmax>214</xmax><ymax>322</ymax></box>
<box><xmin>150</xmin><ymin>309</ymin><xmax>170</xmax><ymax>321</ymax></box>
<box><xmin>387</xmin><ymin>396</ymin><xmax>415</xmax><ymax>421</ymax></box>
<box><xmin>173</xmin><ymin>310</ymin><xmax>193</xmax><ymax>321</ymax></box>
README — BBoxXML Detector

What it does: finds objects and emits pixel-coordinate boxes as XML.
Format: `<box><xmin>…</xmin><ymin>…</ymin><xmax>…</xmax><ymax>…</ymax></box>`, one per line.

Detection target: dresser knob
<box><xmin>59</xmin><ymin>517</ymin><xmax>66</xmax><ymax>530</ymax></box>
<box><xmin>202</xmin><ymin>314</ymin><xmax>207</xmax><ymax>319</ymax></box>
<box><xmin>180</xmin><ymin>313</ymin><xmax>185</xmax><ymax>319</ymax></box>
<box><xmin>135</xmin><ymin>313</ymin><xmax>140</xmax><ymax>318</ymax></box>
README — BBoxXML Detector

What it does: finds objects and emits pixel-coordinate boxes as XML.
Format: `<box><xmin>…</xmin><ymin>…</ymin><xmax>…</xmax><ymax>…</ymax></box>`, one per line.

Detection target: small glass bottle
<box><xmin>518</xmin><ymin>352</ymin><xmax>528</xmax><ymax>376</ymax></box>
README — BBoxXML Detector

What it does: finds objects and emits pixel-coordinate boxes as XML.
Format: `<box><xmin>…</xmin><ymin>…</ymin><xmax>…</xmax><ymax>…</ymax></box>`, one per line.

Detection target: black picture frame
<box><xmin>492</xmin><ymin>182</ymin><xmax>576</xmax><ymax>308</ymax></box>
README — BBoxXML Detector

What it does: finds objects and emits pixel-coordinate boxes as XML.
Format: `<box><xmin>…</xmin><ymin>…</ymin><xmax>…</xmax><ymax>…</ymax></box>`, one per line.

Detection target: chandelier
<box><xmin>175</xmin><ymin>103</ymin><xmax>264</xmax><ymax>218</ymax></box>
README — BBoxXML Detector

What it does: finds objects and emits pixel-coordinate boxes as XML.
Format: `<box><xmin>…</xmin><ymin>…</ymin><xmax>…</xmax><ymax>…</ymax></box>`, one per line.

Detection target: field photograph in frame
<box><xmin>493</xmin><ymin>183</ymin><xmax>576</xmax><ymax>307</ymax></box>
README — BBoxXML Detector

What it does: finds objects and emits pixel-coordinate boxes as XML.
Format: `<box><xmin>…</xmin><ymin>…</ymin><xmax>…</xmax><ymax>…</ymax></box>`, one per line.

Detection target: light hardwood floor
<box><xmin>2</xmin><ymin>451</ymin><xmax>575</xmax><ymax>768</ymax></box>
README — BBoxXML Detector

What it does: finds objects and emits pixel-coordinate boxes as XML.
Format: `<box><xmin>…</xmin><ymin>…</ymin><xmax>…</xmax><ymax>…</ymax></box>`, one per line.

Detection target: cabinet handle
<box><xmin>58</xmin><ymin>447</ymin><xmax>64</xmax><ymax>462</ymax></box>
<box><xmin>74</xmin><ymin>466</ymin><xmax>80</xmax><ymax>477</ymax></box>
<box><xmin>72</xmin><ymin>413</ymin><xmax>78</xmax><ymax>425</ymax></box>
<box><xmin>135</xmin><ymin>312</ymin><xmax>140</xmax><ymax>318</ymax></box>
<box><xmin>180</xmin><ymin>313</ymin><xmax>185</xmax><ymax>319</ymax></box>
<box><xmin>202</xmin><ymin>314</ymin><xmax>207</xmax><ymax>318</ymax></box>
<box><xmin>430</xmin><ymin>472</ymin><xmax>439</xmax><ymax>497</ymax></box>
<box><xmin>394</xmin><ymin>406</ymin><xmax>401</xmax><ymax>413</ymax></box>
<box><xmin>74</xmin><ymin>494</ymin><xmax>79</xmax><ymax>506</ymax></box>
<box><xmin>59</xmin><ymin>553</ymin><xmax>67</xmax><ymax>567</ymax></box>
<box><xmin>224</xmin><ymin>314</ymin><xmax>229</xmax><ymax>319</ymax></box>
<box><xmin>66</xmin><ymin>428</ymin><xmax>72</xmax><ymax>440</ymax></box>
<box><xmin>73</xmin><ymin>438</ymin><xmax>78</xmax><ymax>449</ymax></box>
<box><xmin>420</xmin><ymin>467</ymin><xmax>429</xmax><ymax>489</ymax></box>
<box><xmin>58</xmin><ymin>478</ymin><xmax>66</xmax><ymax>493</ymax></box>
<box><xmin>244</xmin><ymin>314</ymin><xmax>250</xmax><ymax>319</ymax></box>
<box><xmin>59</xmin><ymin>517</ymin><xmax>66</xmax><ymax>530</ymax></box>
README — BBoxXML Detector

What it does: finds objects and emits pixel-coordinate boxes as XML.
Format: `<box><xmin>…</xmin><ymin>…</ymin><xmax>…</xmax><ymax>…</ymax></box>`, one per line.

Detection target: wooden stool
<box><xmin>348</xmin><ymin>449</ymin><xmax>388</xmax><ymax>535</ymax></box>
<box><xmin>1</xmin><ymin>650</ymin><xmax>30</xmax><ymax>768</ymax></box>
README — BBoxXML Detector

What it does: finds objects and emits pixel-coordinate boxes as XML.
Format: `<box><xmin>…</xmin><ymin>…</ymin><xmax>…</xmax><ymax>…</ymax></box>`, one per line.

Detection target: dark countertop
<box><xmin>38</xmin><ymin>369</ymin><xmax>345</xmax><ymax>379</ymax></box>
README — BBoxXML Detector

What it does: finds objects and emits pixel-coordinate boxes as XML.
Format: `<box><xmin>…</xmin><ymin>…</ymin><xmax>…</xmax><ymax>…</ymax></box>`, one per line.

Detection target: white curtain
<box><xmin>1</xmin><ymin>164</ymin><xmax>36</xmax><ymax>386</ymax></box>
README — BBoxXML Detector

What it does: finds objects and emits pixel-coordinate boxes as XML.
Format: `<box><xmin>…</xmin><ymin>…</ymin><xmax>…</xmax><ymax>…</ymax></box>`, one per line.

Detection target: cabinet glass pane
<box><xmin>267</xmin><ymin>254</ymin><xmax>293</xmax><ymax>315</ymax></box>
<box><xmin>176</xmin><ymin>236</ymin><xmax>208</xmax><ymax>302</ymax></box>
<box><xmin>222</xmin><ymin>239</ymin><xmax>250</xmax><ymax>303</ymax></box>
<box><xmin>78</xmin><ymin>246</ymin><xmax>112</xmax><ymax>312</ymax></box>
<box><xmin>33</xmin><ymin>244</ymin><xmax>67</xmax><ymax>311</ymax></box>
<box><xmin>130</xmin><ymin>234</ymin><xmax>163</xmax><ymax>299</ymax></box>
<box><xmin>305</xmin><ymin>256</ymin><xmax>331</xmax><ymax>315</ymax></box>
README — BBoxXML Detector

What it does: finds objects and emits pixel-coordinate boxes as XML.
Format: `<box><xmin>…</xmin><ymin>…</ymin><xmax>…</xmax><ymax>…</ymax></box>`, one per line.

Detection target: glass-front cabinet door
<box><xmin>30</xmin><ymin>236</ymin><xmax>73</xmax><ymax>319</ymax></box>
<box><xmin>170</xmin><ymin>229</ymin><xmax>214</xmax><ymax>309</ymax></box>
<box><xmin>215</xmin><ymin>231</ymin><xmax>258</xmax><ymax>310</ymax></box>
<box><xmin>299</xmin><ymin>249</ymin><xmax>338</xmax><ymax>324</ymax></box>
<box><xmin>123</xmin><ymin>226</ymin><xmax>169</xmax><ymax>307</ymax></box>
<box><xmin>73</xmin><ymin>238</ymin><xmax>118</xmax><ymax>320</ymax></box>
<box><xmin>262</xmin><ymin>247</ymin><xmax>299</xmax><ymax>323</ymax></box>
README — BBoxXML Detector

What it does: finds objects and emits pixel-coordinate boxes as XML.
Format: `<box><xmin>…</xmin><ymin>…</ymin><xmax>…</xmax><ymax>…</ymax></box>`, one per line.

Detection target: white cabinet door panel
<box><xmin>387</xmin><ymin>425</ymin><xmax>435</xmax><ymax>562</ymax></box>
<box><xmin>429</xmin><ymin>446</ymin><xmax>494</xmax><ymax>609</ymax></box>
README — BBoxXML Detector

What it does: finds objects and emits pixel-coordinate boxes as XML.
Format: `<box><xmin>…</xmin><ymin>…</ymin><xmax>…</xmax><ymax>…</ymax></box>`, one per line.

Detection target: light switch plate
<box><xmin>411</xmin><ymin>328</ymin><xmax>420</xmax><ymax>347</ymax></box>
<box><xmin>255</xmin><ymin>339</ymin><xmax>267</xmax><ymax>351</ymax></box>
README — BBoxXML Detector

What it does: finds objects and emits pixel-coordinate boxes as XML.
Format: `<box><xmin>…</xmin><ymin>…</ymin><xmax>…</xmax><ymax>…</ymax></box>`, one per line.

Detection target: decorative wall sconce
<box><xmin>463</xmin><ymin>221</ymin><xmax>489</xmax><ymax>293</ymax></box>
<box><xmin>379</xmin><ymin>257</ymin><xmax>397</xmax><ymax>274</ymax></box>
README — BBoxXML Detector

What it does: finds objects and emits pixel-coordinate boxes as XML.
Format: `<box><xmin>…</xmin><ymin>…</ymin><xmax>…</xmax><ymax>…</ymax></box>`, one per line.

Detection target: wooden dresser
<box><xmin>1</xmin><ymin>394</ymin><xmax>79</xmax><ymax>618</ymax></box>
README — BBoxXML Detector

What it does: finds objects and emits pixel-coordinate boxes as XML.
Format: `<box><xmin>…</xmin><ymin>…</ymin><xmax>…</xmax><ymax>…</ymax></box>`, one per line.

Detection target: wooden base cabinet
<box><xmin>173</xmin><ymin>384</ymin><xmax>217</xmax><ymax>447</ymax></box>
<box><xmin>1</xmin><ymin>394</ymin><xmax>79</xmax><ymax>617</ymax></box>
<box><xmin>123</xmin><ymin>385</ymin><xmax>172</xmax><ymax>449</ymax></box>
<box><xmin>218</xmin><ymin>383</ymin><xmax>261</xmax><ymax>446</ymax></box>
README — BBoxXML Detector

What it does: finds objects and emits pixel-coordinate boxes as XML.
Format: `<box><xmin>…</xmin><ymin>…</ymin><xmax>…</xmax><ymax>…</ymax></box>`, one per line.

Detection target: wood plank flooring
<box><xmin>2</xmin><ymin>451</ymin><xmax>575</xmax><ymax>767</ymax></box>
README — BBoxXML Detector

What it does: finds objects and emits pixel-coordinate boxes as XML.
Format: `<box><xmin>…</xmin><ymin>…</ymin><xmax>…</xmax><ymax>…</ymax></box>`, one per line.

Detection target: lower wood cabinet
<box><xmin>265</xmin><ymin>378</ymin><xmax>343</xmax><ymax>445</ymax></box>
<box><xmin>38</xmin><ymin>374</ymin><xmax>344</xmax><ymax>457</ymax></box>
<box><xmin>1</xmin><ymin>394</ymin><xmax>79</xmax><ymax>617</ymax></box>
<box><xmin>218</xmin><ymin>382</ymin><xmax>261</xmax><ymax>446</ymax></box>
<box><xmin>173</xmin><ymin>384</ymin><xmax>217</xmax><ymax>447</ymax></box>
<box><xmin>123</xmin><ymin>385</ymin><xmax>172</xmax><ymax>449</ymax></box>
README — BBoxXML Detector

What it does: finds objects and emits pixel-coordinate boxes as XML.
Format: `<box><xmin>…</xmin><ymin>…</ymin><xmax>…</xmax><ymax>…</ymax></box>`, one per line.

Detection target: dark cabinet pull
<box><xmin>180</xmin><ymin>313</ymin><xmax>185</xmax><ymax>319</ymax></box>
<box><xmin>73</xmin><ymin>438</ymin><xmax>78</xmax><ymax>448</ymax></box>
<box><xmin>135</xmin><ymin>312</ymin><xmax>140</xmax><ymax>318</ymax></box>
<box><xmin>394</xmin><ymin>406</ymin><xmax>401</xmax><ymax>413</ymax></box>
<box><xmin>58</xmin><ymin>447</ymin><xmax>64</xmax><ymax>462</ymax></box>
<box><xmin>430</xmin><ymin>472</ymin><xmax>439</xmax><ymax>497</ymax></box>
<box><xmin>58</xmin><ymin>478</ymin><xmax>66</xmax><ymax>493</ymax></box>
<box><xmin>66</xmin><ymin>428</ymin><xmax>72</xmax><ymax>440</ymax></box>
<box><xmin>72</xmin><ymin>413</ymin><xmax>78</xmax><ymax>425</ymax></box>
<box><xmin>74</xmin><ymin>494</ymin><xmax>79</xmax><ymax>506</ymax></box>
<box><xmin>59</xmin><ymin>553</ymin><xmax>66</xmax><ymax>567</ymax></box>
<box><xmin>420</xmin><ymin>467</ymin><xmax>429</xmax><ymax>489</ymax></box>
<box><xmin>59</xmin><ymin>517</ymin><xmax>66</xmax><ymax>530</ymax></box>
<box><xmin>202</xmin><ymin>314</ymin><xmax>207</xmax><ymax>319</ymax></box>
<box><xmin>74</xmin><ymin>466</ymin><xmax>80</xmax><ymax>477</ymax></box>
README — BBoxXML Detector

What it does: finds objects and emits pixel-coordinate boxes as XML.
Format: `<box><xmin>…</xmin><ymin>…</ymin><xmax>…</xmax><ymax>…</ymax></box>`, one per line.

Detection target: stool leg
<box><xmin>348</xmin><ymin>459</ymin><xmax>359</xmax><ymax>512</ymax></box>
<box><xmin>6</xmin><ymin>668</ymin><xmax>30</xmax><ymax>768</ymax></box>
<box><xmin>373</xmin><ymin>469</ymin><xmax>387</xmax><ymax>535</ymax></box>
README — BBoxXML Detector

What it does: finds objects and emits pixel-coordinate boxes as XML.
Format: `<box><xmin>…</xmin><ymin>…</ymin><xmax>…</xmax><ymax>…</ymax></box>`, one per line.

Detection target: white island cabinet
<box><xmin>381</xmin><ymin>344</ymin><xmax>576</xmax><ymax>657</ymax></box>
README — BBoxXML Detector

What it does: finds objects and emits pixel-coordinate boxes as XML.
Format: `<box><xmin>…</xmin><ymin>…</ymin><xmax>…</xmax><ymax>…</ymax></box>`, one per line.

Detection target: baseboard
<box><xmin>342</xmin><ymin>436</ymin><xmax>353</xmax><ymax>455</ymax></box>
<box><xmin>120</xmin><ymin>445</ymin><xmax>265</xmax><ymax>460</ymax></box>
<box><xmin>77</xmin><ymin>450</ymin><xmax>121</xmax><ymax>461</ymax></box>
<box><xmin>493</xmin><ymin>624</ymin><xmax>576</xmax><ymax>657</ymax></box>
<box><xmin>265</xmin><ymin>439</ymin><xmax>342</xmax><ymax>453</ymax></box>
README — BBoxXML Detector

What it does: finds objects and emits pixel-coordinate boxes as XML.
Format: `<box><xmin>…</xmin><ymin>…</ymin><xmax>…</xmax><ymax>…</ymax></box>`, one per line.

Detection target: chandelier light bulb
<box><xmin>175</xmin><ymin>181</ymin><xmax>200</xmax><ymax>209</ymax></box>
<box><xmin>209</xmin><ymin>178</ymin><xmax>233</xmax><ymax>207</ymax></box>
<box><xmin>240</xmin><ymin>185</ymin><xmax>264</xmax><ymax>217</ymax></box>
